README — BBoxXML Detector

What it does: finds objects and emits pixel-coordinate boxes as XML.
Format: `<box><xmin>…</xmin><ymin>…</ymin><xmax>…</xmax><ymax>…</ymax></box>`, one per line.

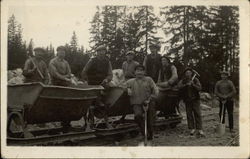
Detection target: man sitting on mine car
<box><xmin>122</xmin><ymin>50</ymin><xmax>139</xmax><ymax>80</ymax></box>
<box><xmin>156</xmin><ymin>55</ymin><xmax>179</xmax><ymax>118</ymax></box>
<box><xmin>49</xmin><ymin>46</ymin><xmax>72</xmax><ymax>86</ymax></box>
<box><xmin>126</xmin><ymin>65</ymin><xmax>159</xmax><ymax>141</ymax></box>
<box><xmin>23</xmin><ymin>47</ymin><xmax>49</xmax><ymax>84</ymax></box>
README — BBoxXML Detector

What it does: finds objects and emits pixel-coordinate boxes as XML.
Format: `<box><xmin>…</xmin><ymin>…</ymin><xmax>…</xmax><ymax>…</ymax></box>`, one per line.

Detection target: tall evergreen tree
<box><xmin>8</xmin><ymin>14</ymin><xmax>27</xmax><ymax>69</ymax></box>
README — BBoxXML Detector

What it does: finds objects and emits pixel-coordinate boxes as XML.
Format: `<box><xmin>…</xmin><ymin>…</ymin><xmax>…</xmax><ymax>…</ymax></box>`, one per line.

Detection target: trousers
<box><xmin>185</xmin><ymin>100</ymin><xmax>203</xmax><ymax>130</ymax></box>
<box><xmin>219</xmin><ymin>99</ymin><xmax>234</xmax><ymax>129</ymax></box>
<box><xmin>133</xmin><ymin>100</ymin><xmax>156</xmax><ymax>138</ymax></box>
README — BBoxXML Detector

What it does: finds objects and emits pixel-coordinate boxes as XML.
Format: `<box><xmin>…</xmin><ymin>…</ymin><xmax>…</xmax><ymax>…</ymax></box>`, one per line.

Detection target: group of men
<box><xmin>23</xmin><ymin>43</ymin><xmax>237</xmax><ymax>142</ymax></box>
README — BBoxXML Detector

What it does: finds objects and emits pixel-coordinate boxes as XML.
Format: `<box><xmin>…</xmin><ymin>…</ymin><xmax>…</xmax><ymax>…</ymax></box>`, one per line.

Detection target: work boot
<box><xmin>190</xmin><ymin>129</ymin><xmax>196</xmax><ymax>136</ymax></box>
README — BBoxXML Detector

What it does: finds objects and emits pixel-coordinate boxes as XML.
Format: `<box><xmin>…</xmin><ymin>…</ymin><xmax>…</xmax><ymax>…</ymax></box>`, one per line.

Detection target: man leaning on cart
<box><xmin>81</xmin><ymin>45</ymin><xmax>113</xmax><ymax>128</ymax></box>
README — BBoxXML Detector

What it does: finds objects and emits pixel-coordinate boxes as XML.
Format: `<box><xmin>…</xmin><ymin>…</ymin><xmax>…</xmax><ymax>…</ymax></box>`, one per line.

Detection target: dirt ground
<box><xmin>113</xmin><ymin>105</ymin><xmax>239</xmax><ymax>146</ymax></box>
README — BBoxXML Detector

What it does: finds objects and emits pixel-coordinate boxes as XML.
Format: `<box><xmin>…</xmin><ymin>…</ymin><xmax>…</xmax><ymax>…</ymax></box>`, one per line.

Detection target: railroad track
<box><xmin>7</xmin><ymin>116</ymin><xmax>182</xmax><ymax>146</ymax></box>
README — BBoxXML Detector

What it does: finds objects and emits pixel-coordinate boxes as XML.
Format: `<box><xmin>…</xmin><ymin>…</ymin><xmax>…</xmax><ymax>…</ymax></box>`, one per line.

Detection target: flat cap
<box><xmin>34</xmin><ymin>47</ymin><xmax>46</xmax><ymax>53</ymax></box>
<box><xmin>135</xmin><ymin>65</ymin><xmax>145</xmax><ymax>71</ymax></box>
<box><xmin>220</xmin><ymin>70</ymin><xmax>229</xmax><ymax>75</ymax></box>
<box><xmin>56</xmin><ymin>46</ymin><xmax>65</xmax><ymax>51</ymax></box>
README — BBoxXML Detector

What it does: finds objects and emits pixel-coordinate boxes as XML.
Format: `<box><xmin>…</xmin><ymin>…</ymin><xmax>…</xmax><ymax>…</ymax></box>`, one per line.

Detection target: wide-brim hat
<box><xmin>96</xmin><ymin>45</ymin><xmax>106</xmax><ymax>51</ymax></box>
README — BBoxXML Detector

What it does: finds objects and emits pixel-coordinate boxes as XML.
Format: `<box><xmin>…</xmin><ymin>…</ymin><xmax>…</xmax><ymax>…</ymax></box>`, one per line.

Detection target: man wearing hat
<box><xmin>23</xmin><ymin>47</ymin><xmax>49</xmax><ymax>84</ymax></box>
<box><xmin>49</xmin><ymin>46</ymin><xmax>72</xmax><ymax>86</ymax></box>
<box><xmin>81</xmin><ymin>45</ymin><xmax>112</xmax><ymax>86</ymax></box>
<box><xmin>122</xmin><ymin>51</ymin><xmax>139</xmax><ymax>80</ymax></box>
<box><xmin>81</xmin><ymin>45</ymin><xmax>113</xmax><ymax>128</ymax></box>
<box><xmin>156</xmin><ymin>55</ymin><xmax>179</xmax><ymax>118</ymax></box>
<box><xmin>178</xmin><ymin>67</ymin><xmax>205</xmax><ymax>136</ymax></box>
<box><xmin>214</xmin><ymin>70</ymin><xmax>236</xmax><ymax>133</ymax></box>
<box><xmin>143</xmin><ymin>43</ymin><xmax>162</xmax><ymax>83</ymax></box>
<box><xmin>126</xmin><ymin>65</ymin><xmax>159</xmax><ymax>141</ymax></box>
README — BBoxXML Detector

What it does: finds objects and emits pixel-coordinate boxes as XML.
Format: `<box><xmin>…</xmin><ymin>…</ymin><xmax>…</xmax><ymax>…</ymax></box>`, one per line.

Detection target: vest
<box><xmin>86</xmin><ymin>57</ymin><xmax>109</xmax><ymax>85</ymax></box>
<box><xmin>159</xmin><ymin>64</ymin><xmax>173</xmax><ymax>82</ymax></box>
<box><xmin>145</xmin><ymin>53</ymin><xmax>161</xmax><ymax>82</ymax></box>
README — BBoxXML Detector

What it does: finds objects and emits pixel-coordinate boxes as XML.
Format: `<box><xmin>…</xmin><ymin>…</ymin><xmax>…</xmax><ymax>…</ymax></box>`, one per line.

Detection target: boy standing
<box><xmin>126</xmin><ymin>65</ymin><xmax>159</xmax><ymax>140</ymax></box>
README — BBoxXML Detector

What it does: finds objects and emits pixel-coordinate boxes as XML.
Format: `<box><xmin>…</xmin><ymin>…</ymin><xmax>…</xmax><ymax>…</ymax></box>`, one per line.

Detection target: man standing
<box><xmin>122</xmin><ymin>51</ymin><xmax>139</xmax><ymax>80</ymax></box>
<box><xmin>49</xmin><ymin>46</ymin><xmax>72</xmax><ymax>86</ymax></box>
<box><xmin>178</xmin><ymin>68</ymin><xmax>205</xmax><ymax>136</ymax></box>
<box><xmin>23</xmin><ymin>47</ymin><xmax>49</xmax><ymax>84</ymax></box>
<box><xmin>81</xmin><ymin>45</ymin><xmax>113</xmax><ymax>128</ymax></box>
<box><xmin>126</xmin><ymin>65</ymin><xmax>159</xmax><ymax>141</ymax></box>
<box><xmin>214</xmin><ymin>70</ymin><xmax>236</xmax><ymax>133</ymax></box>
<box><xmin>157</xmin><ymin>55</ymin><xmax>179</xmax><ymax>118</ymax></box>
<box><xmin>143</xmin><ymin>43</ymin><xmax>162</xmax><ymax>83</ymax></box>
<box><xmin>81</xmin><ymin>45</ymin><xmax>113</xmax><ymax>86</ymax></box>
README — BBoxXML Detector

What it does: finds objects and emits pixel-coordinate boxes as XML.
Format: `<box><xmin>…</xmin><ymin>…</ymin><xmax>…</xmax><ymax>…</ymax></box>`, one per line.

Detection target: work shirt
<box><xmin>122</xmin><ymin>60</ymin><xmax>139</xmax><ymax>80</ymax></box>
<box><xmin>23</xmin><ymin>57</ymin><xmax>49</xmax><ymax>84</ymax></box>
<box><xmin>214</xmin><ymin>79</ymin><xmax>236</xmax><ymax>99</ymax></box>
<box><xmin>126</xmin><ymin>76</ymin><xmax>159</xmax><ymax>105</ymax></box>
<box><xmin>49</xmin><ymin>57</ymin><xmax>71</xmax><ymax>83</ymax></box>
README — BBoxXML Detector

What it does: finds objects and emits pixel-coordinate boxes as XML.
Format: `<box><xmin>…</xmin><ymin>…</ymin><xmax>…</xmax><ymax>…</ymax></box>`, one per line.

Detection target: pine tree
<box><xmin>8</xmin><ymin>14</ymin><xmax>27</xmax><ymax>70</ymax></box>
<box><xmin>70</xmin><ymin>31</ymin><xmax>78</xmax><ymax>53</ymax></box>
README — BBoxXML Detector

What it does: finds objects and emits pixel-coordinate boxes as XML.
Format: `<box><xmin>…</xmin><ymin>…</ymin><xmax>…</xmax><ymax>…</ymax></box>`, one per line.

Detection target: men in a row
<box><xmin>23</xmin><ymin>46</ymin><xmax>72</xmax><ymax>87</ymax></box>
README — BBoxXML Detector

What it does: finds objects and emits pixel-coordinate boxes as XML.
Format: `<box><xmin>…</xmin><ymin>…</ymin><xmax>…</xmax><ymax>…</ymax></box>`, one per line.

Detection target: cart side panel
<box><xmin>25</xmin><ymin>86</ymin><xmax>102</xmax><ymax>124</ymax></box>
<box><xmin>8</xmin><ymin>83</ymin><xmax>43</xmax><ymax>109</ymax></box>
<box><xmin>104</xmin><ymin>87</ymin><xmax>133</xmax><ymax>117</ymax></box>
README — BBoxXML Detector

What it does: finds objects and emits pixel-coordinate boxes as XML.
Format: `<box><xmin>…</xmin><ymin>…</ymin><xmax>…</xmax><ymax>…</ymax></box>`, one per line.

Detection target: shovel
<box><xmin>216</xmin><ymin>100</ymin><xmax>226</xmax><ymax>136</ymax></box>
<box><xmin>143</xmin><ymin>100</ymin><xmax>150</xmax><ymax>146</ymax></box>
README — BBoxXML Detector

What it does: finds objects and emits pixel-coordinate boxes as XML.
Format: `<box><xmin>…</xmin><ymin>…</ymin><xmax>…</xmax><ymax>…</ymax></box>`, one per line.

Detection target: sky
<box><xmin>8</xmin><ymin>5</ymin><xmax>166</xmax><ymax>52</ymax></box>
<box><xmin>9</xmin><ymin>5</ymin><xmax>97</xmax><ymax>50</ymax></box>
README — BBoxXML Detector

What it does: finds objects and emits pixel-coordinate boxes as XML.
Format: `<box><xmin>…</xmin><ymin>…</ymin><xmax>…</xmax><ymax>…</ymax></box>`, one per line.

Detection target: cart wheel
<box><xmin>169</xmin><ymin>123</ymin><xmax>177</xmax><ymax>129</ymax></box>
<box><xmin>7</xmin><ymin>113</ymin><xmax>25</xmax><ymax>138</ymax></box>
<box><xmin>129</xmin><ymin>130</ymin><xmax>139</xmax><ymax>138</ymax></box>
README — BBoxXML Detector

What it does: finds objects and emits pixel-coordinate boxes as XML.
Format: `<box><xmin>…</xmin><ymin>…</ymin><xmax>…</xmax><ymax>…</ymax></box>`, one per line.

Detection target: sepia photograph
<box><xmin>1</xmin><ymin>0</ymin><xmax>249</xmax><ymax>158</ymax></box>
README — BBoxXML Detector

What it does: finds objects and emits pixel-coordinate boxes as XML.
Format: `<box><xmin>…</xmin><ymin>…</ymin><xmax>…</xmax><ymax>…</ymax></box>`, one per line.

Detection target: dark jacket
<box><xmin>81</xmin><ymin>56</ymin><xmax>113</xmax><ymax>85</ymax></box>
<box><xmin>143</xmin><ymin>53</ymin><xmax>161</xmax><ymax>82</ymax></box>
<box><xmin>178</xmin><ymin>77</ymin><xmax>202</xmax><ymax>102</ymax></box>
